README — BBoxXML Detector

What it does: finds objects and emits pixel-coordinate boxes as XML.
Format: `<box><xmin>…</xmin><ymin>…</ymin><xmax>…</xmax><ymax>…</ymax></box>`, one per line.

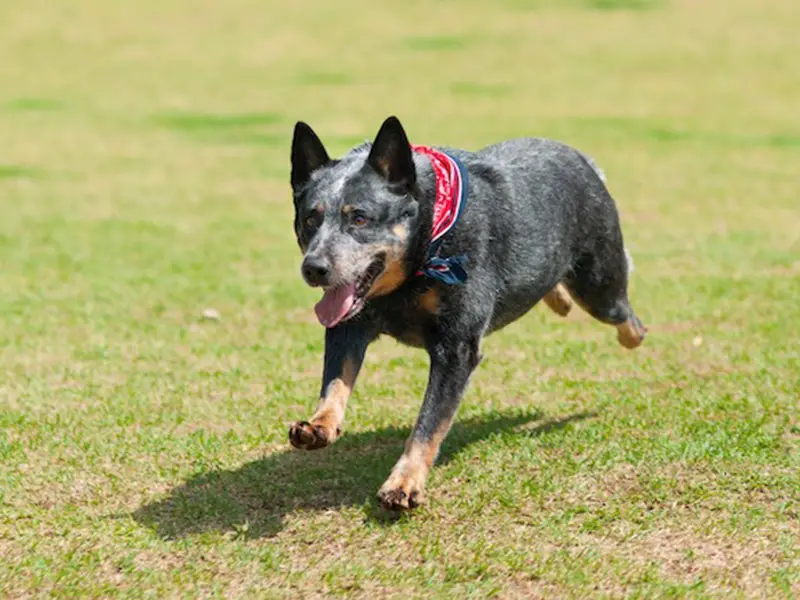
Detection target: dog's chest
<box><xmin>383</xmin><ymin>320</ymin><xmax>427</xmax><ymax>348</ymax></box>
<box><xmin>374</xmin><ymin>288</ymin><xmax>441</xmax><ymax>349</ymax></box>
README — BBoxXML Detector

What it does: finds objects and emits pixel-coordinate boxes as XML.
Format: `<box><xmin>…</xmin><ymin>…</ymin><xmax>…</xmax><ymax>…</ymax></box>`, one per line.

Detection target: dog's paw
<box><xmin>288</xmin><ymin>420</ymin><xmax>339</xmax><ymax>450</ymax></box>
<box><xmin>617</xmin><ymin>315</ymin><xmax>647</xmax><ymax>349</ymax></box>
<box><xmin>543</xmin><ymin>284</ymin><xmax>573</xmax><ymax>317</ymax></box>
<box><xmin>377</xmin><ymin>470</ymin><xmax>425</xmax><ymax>511</ymax></box>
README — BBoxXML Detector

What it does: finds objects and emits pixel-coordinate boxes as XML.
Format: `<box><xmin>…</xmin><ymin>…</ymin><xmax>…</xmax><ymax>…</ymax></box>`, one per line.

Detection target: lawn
<box><xmin>0</xmin><ymin>0</ymin><xmax>798</xmax><ymax>597</ymax></box>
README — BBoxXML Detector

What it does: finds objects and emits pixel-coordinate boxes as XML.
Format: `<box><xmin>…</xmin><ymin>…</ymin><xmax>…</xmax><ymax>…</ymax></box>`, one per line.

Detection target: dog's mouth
<box><xmin>314</xmin><ymin>256</ymin><xmax>386</xmax><ymax>328</ymax></box>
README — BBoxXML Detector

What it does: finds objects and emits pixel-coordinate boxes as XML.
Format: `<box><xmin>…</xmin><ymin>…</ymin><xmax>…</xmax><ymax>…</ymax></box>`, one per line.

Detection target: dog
<box><xmin>288</xmin><ymin>116</ymin><xmax>646</xmax><ymax>511</ymax></box>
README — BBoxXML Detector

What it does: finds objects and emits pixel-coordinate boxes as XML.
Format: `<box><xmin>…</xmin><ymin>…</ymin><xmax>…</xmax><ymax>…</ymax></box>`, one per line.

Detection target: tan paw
<box><xmin>617</xmin><ymin>315</ymin><xmax>647</xmax><ymax>349</ymax></box>
<box><xmin>288</xmin><ymin>420</ymin><xmax>340</xmax><ymax>450</ymax></box>
<box><xmin>377</xmin><ymin>469</ymin><xmax>426</xmax><ymax>511</ymax></box>
<box><xmin>543</xmin><ymin>284</ymin><xmax>573</xmax><ymax>317</ymax></box>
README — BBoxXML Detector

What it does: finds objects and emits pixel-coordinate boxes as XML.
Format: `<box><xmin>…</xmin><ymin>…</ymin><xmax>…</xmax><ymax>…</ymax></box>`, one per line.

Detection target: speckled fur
<box><xmin>289</xmin><ymin>116</ymin><xmax>646</xmax><ymax>511</ymax></box>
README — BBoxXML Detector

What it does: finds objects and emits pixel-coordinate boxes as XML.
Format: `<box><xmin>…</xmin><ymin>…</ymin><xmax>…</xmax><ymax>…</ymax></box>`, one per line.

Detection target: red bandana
<box><xmin>409</xmin><ymin>145</ymin><xmax>469</xmax><ymax>284</ymax></box>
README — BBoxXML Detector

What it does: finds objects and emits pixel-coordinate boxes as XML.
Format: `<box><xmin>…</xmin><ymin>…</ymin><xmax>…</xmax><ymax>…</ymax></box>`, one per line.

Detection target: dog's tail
<box><xmin>625</xmin><ymin>247</ymin><xmax>635</xmax><ymax>274</ymax></box>
<box><xmin>602</xmin><ymin>166</ymin><xmax>635</xmax><ymax>275</ymax></box>
<box><xmin>579</xmin><ymin>151</ymin><xmax>607</xmax><ymax>184</ymax></box>
<box><xmin>577</xmin><ymin>150</ymin><xmax>634</xmax><ymax>273</ymax></box>
<box><xmin>578</xmin><ymin>151</ymin><xmax>635</xmax><ymax>273</ymax></box>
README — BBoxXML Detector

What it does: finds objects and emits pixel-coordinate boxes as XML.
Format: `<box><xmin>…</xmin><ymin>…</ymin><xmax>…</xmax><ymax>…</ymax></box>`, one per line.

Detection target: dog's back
<box><xmin>438</xmin><ymin>137</ymin><xmax>629</xmax><ymax>332</ymax></box>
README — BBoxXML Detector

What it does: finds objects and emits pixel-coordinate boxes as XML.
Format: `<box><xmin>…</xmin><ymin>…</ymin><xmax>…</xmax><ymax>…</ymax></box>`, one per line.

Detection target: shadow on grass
<box><xmin>133</xmin><ymin>410</ymin><xmax>594</xmax><ymax>539</ymax></box>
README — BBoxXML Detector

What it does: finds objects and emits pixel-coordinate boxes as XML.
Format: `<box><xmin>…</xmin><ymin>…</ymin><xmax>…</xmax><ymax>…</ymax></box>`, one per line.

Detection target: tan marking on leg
<box><xmin>418</xmin><ymin>288</ymin><xmax>440</xmax><ymax>315</ymax></box>
<box><xmin>311</xmin><ymin>359</ymin><xmax>355</xmax><ymax>432</ymax></box>
<box><xmin>308</xmin><ymin>380</ymin><xmax>348</xmax><ymax>435</ymax></box>
<box><xmin>617</xmin><ymin>317</ymin><xmax>647</xmax><ymax>349</ymax></box>
<box><xmin>289</xmin><ymin>359</ymin><xmax>356</xmax><ymax>450</ymax></box>
<box><xmin>543</xmin><ymin>283</ymin><xmax>573</xmax><ymax>317</ymax></box>
<box><xmin>392</xmin><ymin>224</ymin><xmax>407</xmax><ymax>240</ymax></box>
<box><xmin>377</xmin><ymin>418</ymin><xmax>452</xmax><ymax>510</ymax></box>
<box><xmin>367</xmin><ymin>256</ymin><xmax>407</xmax><ymax>297</ymax></box>
<box><xmin>418</xmin><ymin>418</ymin><xmax>450</xmax><ymax>468</ymax></box>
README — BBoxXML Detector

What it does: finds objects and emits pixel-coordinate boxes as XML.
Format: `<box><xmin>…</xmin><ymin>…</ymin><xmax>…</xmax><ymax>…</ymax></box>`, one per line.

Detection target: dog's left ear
<box><xmin>368</xmin><ymin>116</ymin><xmax>416</xmax><ymax>188</ymax></box>
<box><xmin>291</xmin><ymin>121</ymin><xmax>330</xmax><ymax>190</ymax></box>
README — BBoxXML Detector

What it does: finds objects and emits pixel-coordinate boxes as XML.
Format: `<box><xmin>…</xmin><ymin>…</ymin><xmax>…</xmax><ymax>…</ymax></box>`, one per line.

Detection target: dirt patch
<box><xmin>619</xmin><ymin>527</ymin><xmax>794</xmax><ymax>595</ymax></box>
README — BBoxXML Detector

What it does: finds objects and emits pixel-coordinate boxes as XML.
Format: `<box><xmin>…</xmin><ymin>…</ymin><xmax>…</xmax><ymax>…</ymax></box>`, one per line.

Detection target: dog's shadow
<box><xmin>132</xmin><ymin>410</ymin><xmax>594</xmax><ymax>539</ymax></box>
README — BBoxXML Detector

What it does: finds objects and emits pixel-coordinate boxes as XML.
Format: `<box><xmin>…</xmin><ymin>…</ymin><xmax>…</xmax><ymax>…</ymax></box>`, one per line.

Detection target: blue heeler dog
<box><xmin>288</xmin><ymin>116</ymin><xmax>647</xmax><ymax>511</ymax></box>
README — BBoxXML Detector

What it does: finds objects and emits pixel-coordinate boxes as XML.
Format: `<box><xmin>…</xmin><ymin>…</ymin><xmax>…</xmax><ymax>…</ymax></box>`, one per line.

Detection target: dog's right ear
<box><xmin>291</xmin><ymin>121</ymin><xmax>330</xmax><ymax>189</ymax></box>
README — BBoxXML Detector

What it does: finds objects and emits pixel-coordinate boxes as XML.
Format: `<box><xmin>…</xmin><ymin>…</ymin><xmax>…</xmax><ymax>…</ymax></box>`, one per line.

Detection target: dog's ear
<box><xmin>367</xmin><ymin>116</ymin><xmax>416</xmax><ymax>188</ymax></box>
<box><xmin>291</xmin><ymin>121</ymin><xmax>330</xmax><ymax>189</ymax></box>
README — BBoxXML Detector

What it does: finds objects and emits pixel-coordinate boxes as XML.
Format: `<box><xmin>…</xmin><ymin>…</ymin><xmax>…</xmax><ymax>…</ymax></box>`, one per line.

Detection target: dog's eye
<box><xmin>351</xmin><ymin>213</ymin><xmax>369</xmax><ymax>227</ymax></box>
<box><xmin>305</xmin><ymin>216</ymin><xmax>317</xmax><ymax>228</ymax></box>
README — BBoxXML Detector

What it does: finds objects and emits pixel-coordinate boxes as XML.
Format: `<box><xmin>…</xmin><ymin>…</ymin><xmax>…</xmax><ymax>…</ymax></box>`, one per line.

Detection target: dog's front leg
<box><xmin>289</xmin><ymin>324</ymin><xmax>374</xmax><ymax>450</ymax></box>
<box><xmin>378</xmin><ymin>334</ymin><xmax>482</xmax><ymax>510</ymax></box>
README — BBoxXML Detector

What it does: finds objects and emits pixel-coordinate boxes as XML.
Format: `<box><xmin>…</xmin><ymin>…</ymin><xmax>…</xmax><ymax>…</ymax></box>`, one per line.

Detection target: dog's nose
<box><xmin>301</xmin><ymin>256</ymin><xmax>331</xmax><ymax>286</ymax></box>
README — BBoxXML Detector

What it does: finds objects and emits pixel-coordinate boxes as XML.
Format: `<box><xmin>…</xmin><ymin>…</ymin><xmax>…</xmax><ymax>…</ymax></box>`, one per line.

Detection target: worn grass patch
<box><xmin>0</xmin><ymin>0</ymin><xmax>798</xmax><ymax>597</ymax></box>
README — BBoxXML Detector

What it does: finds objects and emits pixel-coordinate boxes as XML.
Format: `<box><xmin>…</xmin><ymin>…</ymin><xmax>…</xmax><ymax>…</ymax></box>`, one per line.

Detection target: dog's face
<box><xmin>291</xmin><ymin>117</ymin><xmax>420</xmax><ymax>328</ymax></box>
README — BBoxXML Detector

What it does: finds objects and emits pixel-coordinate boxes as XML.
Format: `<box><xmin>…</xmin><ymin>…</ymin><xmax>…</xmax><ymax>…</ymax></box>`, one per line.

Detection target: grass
<box><xmin>0</xmin><ymin>0</ymin><xmax>798</xmax><ymax>597</ymax></box>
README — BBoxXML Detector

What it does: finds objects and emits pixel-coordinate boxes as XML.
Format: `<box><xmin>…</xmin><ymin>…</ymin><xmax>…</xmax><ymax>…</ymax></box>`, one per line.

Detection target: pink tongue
<box><xmin>314</xmin><ymin>282</ymin><xmax>357</xmax><ymax>328</ymax></box>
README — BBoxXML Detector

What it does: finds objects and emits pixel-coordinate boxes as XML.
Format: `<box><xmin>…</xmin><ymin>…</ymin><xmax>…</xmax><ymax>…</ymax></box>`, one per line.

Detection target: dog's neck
<box><xmin>405</xmin><ymin>151</ymin><xmax>444</xmax><ymax>279</ymax></box>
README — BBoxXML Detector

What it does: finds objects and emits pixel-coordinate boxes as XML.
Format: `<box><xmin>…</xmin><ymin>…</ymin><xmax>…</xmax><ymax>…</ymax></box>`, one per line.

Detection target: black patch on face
<box><xmin>339</xmin><ymin>168</ymin><xmax>418</xmax><ymax>245</ymax></box>
<box><xmin>291</xmin><ymin>161</ymin><xmax>419</xmax><ymax>286</ymax></box>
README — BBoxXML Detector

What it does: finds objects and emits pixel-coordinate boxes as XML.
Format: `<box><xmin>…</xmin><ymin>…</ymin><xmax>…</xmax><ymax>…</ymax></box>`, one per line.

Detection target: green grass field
<box><xmin>1</xmin><ymin>0</ymin><xmax>798</xmax><ymax>597</ymax></box>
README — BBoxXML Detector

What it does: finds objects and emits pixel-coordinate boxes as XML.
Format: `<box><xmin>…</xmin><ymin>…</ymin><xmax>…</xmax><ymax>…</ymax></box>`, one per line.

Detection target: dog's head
<box><xmin>290</xmin><ymin>116</ymin><xmax>420</xmax><ymax>328</ymax></box>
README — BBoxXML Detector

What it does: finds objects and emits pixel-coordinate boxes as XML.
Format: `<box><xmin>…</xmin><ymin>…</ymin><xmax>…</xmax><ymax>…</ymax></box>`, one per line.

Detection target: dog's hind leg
<box><xmin>542</xmin><ymin>283</ymin><xmax>573</xmax><ymax>317</ymax></box>
<box><xmin>564</xmin><ymin>246</ymin><xmax>646</xmax><ymax>349</ymax></box>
